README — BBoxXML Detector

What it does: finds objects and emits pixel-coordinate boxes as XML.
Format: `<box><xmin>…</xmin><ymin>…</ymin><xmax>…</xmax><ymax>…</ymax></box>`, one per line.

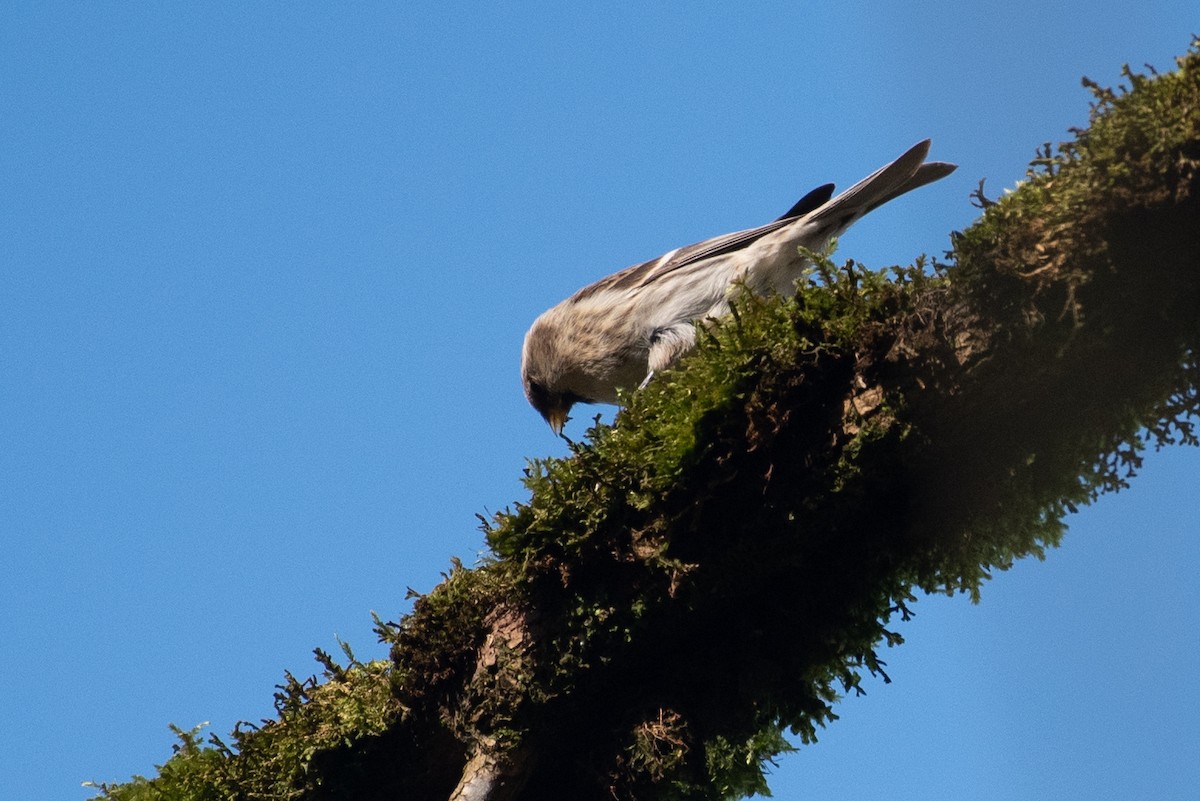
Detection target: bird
<box><xmin>521</xmin><ymin>140</ymin><xmax>956</xmax><ymax>434</ymax></box>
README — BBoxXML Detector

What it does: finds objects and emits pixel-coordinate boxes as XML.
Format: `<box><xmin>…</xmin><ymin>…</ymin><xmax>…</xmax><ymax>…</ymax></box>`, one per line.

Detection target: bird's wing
<box><xmin>569</xmin><ymin>142</ymin><xmax>955</xmax><ymax>302</ymax></box>
<box><xmin>572</xmin><ymin>194</ymin><xmax>829</xmax><ymax>301</ymax></box>
<box><xmin>569</xmin><ymin>219</ymin><xmax>790</xmax><ymax>300</ymax></box>
<box><xmin>774</xmin><ymin>182</ymin><xmax>836</xmax><ymax>221</ymax></box>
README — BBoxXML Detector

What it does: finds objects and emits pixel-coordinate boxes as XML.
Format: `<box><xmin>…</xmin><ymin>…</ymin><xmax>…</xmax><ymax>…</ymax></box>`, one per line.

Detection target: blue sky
<box><xmin>1</xmin><ymin>4</ymin><xmax>1196</xmax><ymax>800</ymax></box>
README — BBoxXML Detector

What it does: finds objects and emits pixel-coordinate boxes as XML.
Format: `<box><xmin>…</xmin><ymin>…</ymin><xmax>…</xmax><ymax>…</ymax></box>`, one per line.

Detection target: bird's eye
<box><xmin>526</xmin><ymin>380</ymin><xmax>549</xmax><ymax>405</ymax></box>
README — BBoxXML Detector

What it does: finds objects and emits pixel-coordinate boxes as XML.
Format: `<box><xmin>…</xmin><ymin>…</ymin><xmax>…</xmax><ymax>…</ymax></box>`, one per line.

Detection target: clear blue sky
<box><xmin>2</xmin><ymin>4</ymin><xmax>1197</xmax><ymax>800</ymax></box>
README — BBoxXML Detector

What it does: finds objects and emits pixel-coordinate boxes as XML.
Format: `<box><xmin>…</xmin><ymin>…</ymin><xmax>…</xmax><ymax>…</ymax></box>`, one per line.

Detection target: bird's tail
<box><xmin>807</xmin><ymin>139</ymin><xmax>956</xmax><ymax>233</ymax></box>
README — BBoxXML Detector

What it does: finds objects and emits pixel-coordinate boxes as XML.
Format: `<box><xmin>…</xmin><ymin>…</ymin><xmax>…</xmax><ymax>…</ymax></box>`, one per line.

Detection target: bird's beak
<box><xmin>546</xmin><ymin>407</ymin><xmax>568</xmax><ymax>437</ymax></box>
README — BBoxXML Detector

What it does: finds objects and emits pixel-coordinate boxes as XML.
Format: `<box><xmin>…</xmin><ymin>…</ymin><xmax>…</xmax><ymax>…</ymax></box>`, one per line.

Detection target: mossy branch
<box><xmin>92</xmin><ymin>42</ymin><xmax>1200</xmax><ymax>801</ymax></box>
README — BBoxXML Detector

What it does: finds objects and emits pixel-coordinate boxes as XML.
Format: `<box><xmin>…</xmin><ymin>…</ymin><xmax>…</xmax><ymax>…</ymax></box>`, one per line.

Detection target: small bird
<box><xmin>522</xmin><ymin>140</ymin><xmax>956</xmax><ymax>434</ymax></box>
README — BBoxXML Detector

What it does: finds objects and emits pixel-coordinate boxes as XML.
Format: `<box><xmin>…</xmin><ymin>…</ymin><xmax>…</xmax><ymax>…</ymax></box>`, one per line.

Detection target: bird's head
<box><xmin>523</xmin><ymin>376</ymin><xmax>580</xmax><ymax>436</ymax></box>
<box><xmin>521</xmin><ymin>316</ymin><xmax>596</xmax><ymax>435</ymax></box>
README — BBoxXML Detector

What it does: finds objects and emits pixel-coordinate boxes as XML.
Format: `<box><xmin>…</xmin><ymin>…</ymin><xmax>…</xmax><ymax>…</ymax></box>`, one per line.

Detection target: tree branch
<box><xmin>92</xmin><ymin>42</ymin><xmax>1200</xmax><ymax>801</ymax></box>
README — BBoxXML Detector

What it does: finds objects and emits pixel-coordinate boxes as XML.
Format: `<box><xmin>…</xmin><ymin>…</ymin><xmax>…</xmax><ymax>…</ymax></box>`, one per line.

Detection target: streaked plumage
<box><xmin>522</xmin><ymin>140</ymin><xmax>956</xmax><ymax>434</ymax></box>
